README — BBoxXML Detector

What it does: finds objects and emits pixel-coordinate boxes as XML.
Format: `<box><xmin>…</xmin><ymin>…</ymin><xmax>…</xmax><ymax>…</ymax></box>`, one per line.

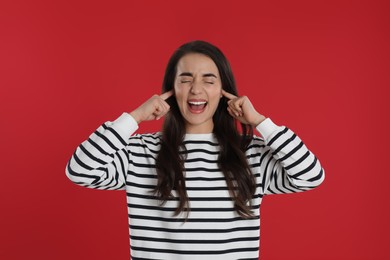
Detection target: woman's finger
<box><xmin>155</xmin><ymin>100</ymin><xmax>170</xmax><ymax>120</ymax></box>
<box><xmin>221</xmin><ymin>89</ymin><xmax>237</xmax><ymax>100</ymax></box>
<box><xmin>228</xmin><ymin>99</ymin><xmax>243</xmax><ymax>115</ymax></box>
<box><xmin>159</xmin><ymin>99</ymin><xmax>170</xmax><ymax>115</ymax></box>
<box><xmin>227</xmin><ymin>106</ymin><xmax>240</xmax><ymax>118</ymax></box>
<box><xmin>233</xmin><ymin>96</ymin><xmax>245</xmax><ymax>112</ymax></box>
<box><xmin>160</xmin><ymin>90</ymin><xmax>174</xmax><ymax>100</ymax></box>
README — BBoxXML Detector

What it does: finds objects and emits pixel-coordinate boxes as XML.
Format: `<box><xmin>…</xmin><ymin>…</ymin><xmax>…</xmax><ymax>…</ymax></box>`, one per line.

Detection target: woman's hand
<box><xmin>222</xmin><ymin>89</ymin><xmax>266</xmax><ymax>127</ymax></box>
<box><xmin>129</xmin><ymin>90</ymin><xmax>174</xmax><ymax>124</ymax></box>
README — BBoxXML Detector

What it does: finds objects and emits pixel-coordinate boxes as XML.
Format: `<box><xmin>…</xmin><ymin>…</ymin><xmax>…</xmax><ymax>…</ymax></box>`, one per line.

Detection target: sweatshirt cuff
<box><xmin>112</xmin><ymin>112</ymin><xmax>139</xmax><ymax>140</ymax></box>
<box><xmin>255</xmin><ymin>118</ymin><xmax>279</xmax><ymax>140</ymax></box>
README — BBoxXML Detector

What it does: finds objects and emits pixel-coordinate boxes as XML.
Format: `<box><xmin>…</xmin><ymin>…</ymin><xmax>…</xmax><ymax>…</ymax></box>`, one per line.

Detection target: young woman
<box><xmin>66</xmin><ymin>40</ymin><xmax>325</xmax><ymax>260</ymax></box>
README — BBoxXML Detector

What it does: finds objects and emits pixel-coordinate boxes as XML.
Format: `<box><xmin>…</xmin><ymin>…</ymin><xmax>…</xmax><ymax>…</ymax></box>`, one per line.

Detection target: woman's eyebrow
<box><xmin>178</xmin><ymin>72</ymin><xmax>217</xmax><ymax>78</ymax></box>
<box><xmin>202</xmin><ymin>73</ymin><xmax>217</xmax><ymax>78</ymax></box>
<box><xmin>178</xmin><ymin>72</ymin><xmax>193</xmax><ymax>77</ymax></box>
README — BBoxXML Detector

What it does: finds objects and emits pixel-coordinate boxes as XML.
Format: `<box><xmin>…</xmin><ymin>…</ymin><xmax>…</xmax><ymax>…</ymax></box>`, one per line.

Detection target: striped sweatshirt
<box><xmin>66</xmin><ymin>112</ymin><xmax>325</xmax><ymax>260</ymax></box>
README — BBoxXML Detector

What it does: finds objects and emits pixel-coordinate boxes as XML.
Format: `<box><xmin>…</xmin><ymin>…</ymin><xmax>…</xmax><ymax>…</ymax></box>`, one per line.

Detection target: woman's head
<box><xmin>163</xmin><ymin>40</ymin><xmax>237</xmax><ymax>93</ymax></box>
<box><xmin>162</xmin><ymin>40</ymin><xmax>237</xmax><ymax>133</ymax></box>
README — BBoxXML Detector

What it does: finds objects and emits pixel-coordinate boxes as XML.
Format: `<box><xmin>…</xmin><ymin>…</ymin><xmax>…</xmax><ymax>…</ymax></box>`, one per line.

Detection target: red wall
<box><xmin>1</xmin><ymin>0</ymin><xmax>389</xmax><ymax>259</ymax></box>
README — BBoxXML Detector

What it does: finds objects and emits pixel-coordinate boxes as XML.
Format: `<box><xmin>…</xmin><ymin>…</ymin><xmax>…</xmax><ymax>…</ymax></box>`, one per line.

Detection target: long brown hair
<box><xmin>155</xmin><ymin>40</ymin><xmax>256</xmax><ymax>218</ymax></box>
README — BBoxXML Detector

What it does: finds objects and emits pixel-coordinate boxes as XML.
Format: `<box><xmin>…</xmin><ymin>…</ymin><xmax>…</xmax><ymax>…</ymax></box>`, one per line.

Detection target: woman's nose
<box><xmin>190</xmin><ymin>81</ymin><xmax>202</xmax><ymax>94</ymax></box>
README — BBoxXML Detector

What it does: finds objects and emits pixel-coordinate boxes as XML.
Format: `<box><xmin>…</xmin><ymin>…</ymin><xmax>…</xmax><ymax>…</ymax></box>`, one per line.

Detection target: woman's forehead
<box><xmin>176</xmin><ymin>53</ymin><xmax>219</xmax><ymax>75</ymax></box>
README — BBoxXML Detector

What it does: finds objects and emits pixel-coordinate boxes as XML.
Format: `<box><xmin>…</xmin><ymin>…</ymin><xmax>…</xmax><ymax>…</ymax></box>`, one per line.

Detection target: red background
<box><xmin>1</xmin><ymin>0</ymin><xmax>389</xmax><ymax>259</ymax></box>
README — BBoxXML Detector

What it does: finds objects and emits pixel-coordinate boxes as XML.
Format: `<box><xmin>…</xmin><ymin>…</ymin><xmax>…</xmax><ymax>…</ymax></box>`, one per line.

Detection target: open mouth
<box><xmin>188</xmin><ymin>100</ymin><xmax>208</xmax><ymax>113</ymax></box>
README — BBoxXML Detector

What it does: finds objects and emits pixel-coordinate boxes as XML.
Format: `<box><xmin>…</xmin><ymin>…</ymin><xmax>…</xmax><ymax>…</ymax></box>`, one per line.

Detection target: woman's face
<box><xmin>174</xmin><ymin>53</ymin><xmax>222</xmax><ymax>134</ymax></box>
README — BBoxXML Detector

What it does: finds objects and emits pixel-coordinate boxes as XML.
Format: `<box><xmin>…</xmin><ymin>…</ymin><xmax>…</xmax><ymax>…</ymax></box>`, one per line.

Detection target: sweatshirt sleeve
<box><xmin>255</xmin><ymin>118</ymin><xmax>325</xmax><ymax>195</ymax></box>
<box><xmin>65</xmin><ymin>113</ymin><xmax>138</xmax><ymax>190</ymax></box>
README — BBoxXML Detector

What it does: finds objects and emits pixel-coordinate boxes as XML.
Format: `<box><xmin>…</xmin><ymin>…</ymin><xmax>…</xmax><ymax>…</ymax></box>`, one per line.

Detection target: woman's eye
<box><xmin>206</xmin><ymin>82</ymin><xmax>214</xmax><ymax>84</ymax></box>
<box><xmin>181</xmin><ymin>81</ymin><xmax>191</xmax><ymax>83</ymax></box>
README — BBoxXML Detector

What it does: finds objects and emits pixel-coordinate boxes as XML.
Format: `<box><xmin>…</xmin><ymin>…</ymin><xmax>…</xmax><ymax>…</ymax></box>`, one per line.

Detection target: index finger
<box><xmin>221</xmin><ymin>89</ymin><xmax>237</xmax><ymax>100</ymax></box>
<box><xmin>160</xmin><ymin>90</ymin><xmax>174</xmax><ymax>100</ymax></box>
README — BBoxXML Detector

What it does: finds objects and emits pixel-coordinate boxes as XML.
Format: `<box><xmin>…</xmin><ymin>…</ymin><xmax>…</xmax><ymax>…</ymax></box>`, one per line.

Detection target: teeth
<box><xmin>188</xmin><ymin>101</ymin><xmax>207</xmax><ymax>105</ymax></box>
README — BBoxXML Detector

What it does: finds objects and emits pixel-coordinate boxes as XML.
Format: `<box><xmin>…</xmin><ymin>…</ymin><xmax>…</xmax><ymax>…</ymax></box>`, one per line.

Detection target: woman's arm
<box><xmin>222</xmin><ymin>90</ymin><xmax>325</xmax><ymax>195</ymax></box>
<box><xmin>256</xmin><ymin>118</ymin><xmax>325</xmax><ymax>195</ymax></box>
<box><xmin>65</xmin><ymin>90</ymin><xmax>173</xmax><ymax>190</ymax></box>
<box><xmin>65</xmin><ymin>113</ymin><xmax>138</xmax><ymax>190</ymax></box>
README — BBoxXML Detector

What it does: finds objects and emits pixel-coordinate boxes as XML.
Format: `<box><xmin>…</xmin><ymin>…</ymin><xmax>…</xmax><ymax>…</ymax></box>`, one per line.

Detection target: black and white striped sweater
<box><xmin>66</xmin><ymin>112</ymin><xmax>325</xmax><ymax>260</ymax></box>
